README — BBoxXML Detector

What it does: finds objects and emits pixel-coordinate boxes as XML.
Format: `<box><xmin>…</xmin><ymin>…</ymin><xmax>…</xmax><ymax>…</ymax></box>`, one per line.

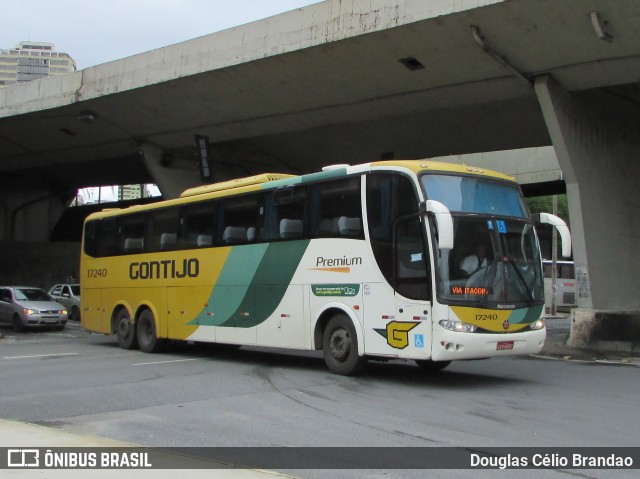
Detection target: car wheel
<box><xmin>115</xmin><ymin>308</ymin><xmax>138</xmax><ymax>350</ymax></box>
<box><xmin>13</xmin><ymin>315</ymin><xmax>24</xmax><ymax>332</ymax></box>
<box><xmin>71</xmin><ymin>306</ymin><xmax>81</xmax><ymax>322</ymax></box>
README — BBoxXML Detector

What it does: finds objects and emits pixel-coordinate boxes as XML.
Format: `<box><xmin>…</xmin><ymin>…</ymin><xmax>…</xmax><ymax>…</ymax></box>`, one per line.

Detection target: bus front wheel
<box><xmin>137</xmin><ymin>309</ymin><xmax>165</xmax><ymax>353</ymax></box>
<box><xmin>115</xmin><ymin>309</ymin><xmax>138</xmax><ymax>350</ymax></box>
<box><xmin>322</xmin><ymin>314</ymin><xmax>366</xmax><ymax>376</ymax></box>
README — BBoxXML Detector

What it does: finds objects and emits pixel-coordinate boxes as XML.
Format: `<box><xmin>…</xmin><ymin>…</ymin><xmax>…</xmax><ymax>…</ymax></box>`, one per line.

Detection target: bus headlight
<box><xmin>529</xmin><ymin>319</ymin><xmax>545</xmax><ymax>330</ymax></box>
<box><xmin>439</xmin><ymin>320</ymin><xmax>478</xmax><ymax>333</ymax></box>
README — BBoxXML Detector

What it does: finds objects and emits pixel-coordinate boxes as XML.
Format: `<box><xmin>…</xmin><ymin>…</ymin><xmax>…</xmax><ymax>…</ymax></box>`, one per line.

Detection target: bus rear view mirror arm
<box><xmin>424</xmin><ymin>200</ymin><xmax>454</xmax><ymax>250</ymax></box>
<box><xmin>535</xmin><ymin>213</ymin><xmax>572</xmax><ymax>258</ymax></box>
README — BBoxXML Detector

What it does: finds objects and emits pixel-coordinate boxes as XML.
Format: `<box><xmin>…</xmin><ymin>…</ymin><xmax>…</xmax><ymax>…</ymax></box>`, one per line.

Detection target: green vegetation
<box><xmin>526</xmin><ymin>194</ymin><xmax>570</xmax><ymax>224</ymax></box>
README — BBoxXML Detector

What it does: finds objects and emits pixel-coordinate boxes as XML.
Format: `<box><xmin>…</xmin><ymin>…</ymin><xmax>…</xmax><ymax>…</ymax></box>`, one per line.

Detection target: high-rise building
<box><xmin>0</xmin><ymin>41</ymin><xmax>76</xmax><ymax>88</ymax></box>
<box><xmin>118</xmin><ymin>185</ymin><xmax>150</xmax><ymax>201</ymax></box>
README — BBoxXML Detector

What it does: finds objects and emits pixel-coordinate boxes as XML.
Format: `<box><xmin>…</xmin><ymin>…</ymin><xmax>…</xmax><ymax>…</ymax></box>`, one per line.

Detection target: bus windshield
<box><xmin>421</xmin><ymin>174</ymin><xmax>543</xmax><ymax>306</ymax></box>
<box><xmin>421</xmin><ymin>174</ymin><xmax>528</xmax><ymax>217</ymax></box>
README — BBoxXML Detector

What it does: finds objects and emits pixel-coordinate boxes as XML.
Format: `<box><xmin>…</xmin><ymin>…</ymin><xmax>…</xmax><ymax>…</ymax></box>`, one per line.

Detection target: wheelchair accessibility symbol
<box><xmin>414</xmin><ymin>334</ymin><xmax>425</xmax><ymax>348</ymax></box>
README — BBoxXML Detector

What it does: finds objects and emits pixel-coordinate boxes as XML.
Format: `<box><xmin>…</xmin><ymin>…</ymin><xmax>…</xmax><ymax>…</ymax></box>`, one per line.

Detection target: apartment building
<box><xmin>0</xmin><ymin>41</ymin><xmax>76</xmax><ymax>88</ymax></box>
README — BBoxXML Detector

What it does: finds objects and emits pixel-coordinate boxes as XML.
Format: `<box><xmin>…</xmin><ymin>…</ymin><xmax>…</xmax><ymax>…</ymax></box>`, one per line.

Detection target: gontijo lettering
<box><xmin>130</xmin><ymin>259</ymin><xmax>199</xmax><ymax>279</ymax></box>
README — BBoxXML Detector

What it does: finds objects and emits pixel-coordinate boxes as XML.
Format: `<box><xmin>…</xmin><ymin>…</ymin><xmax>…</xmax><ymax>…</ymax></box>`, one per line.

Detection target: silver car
<box><xmin>48</xmin><ymin>283</ymin><xmax>81</xmax><ymax>321</ymax></box>
<box><xmin>0</xmin><ymin>286</ymin><xmax>69</xmax><ymax>332</ymax></box>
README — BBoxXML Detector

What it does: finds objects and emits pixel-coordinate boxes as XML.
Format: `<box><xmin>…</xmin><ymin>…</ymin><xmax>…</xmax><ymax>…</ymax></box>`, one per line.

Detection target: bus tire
<box><xmin>115</xmin><ymin>308</ymin><xmax>138</xmax><ymax>350</ymax></box>
<box><xmin>415</xmin><ymin>359</ymin><xmax>451</xmax><ymax>371</ymax></box>
<box><xmin>322</xmin><ymin>314</ymin><xmax>366</xmax><ymax>376</ymax></box>
<box><xmin>137</xmin><ymin>309</ymin><xmax>165</xmax><ymax>353</ymax></box>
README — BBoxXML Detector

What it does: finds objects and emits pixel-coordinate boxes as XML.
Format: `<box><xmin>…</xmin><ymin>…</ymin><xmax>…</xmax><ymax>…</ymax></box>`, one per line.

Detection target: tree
<box><xmin>525</xmin><ymin>194</ymin><xmax>570</xmax><ymax>225</ymax></box>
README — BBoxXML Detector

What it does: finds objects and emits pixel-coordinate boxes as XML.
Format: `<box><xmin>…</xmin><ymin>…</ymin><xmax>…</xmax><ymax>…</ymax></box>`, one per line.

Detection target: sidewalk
<box><xmin>539</xmin><ymin>331</ymin><xmax>640</xmax><ymax>366</ymax></box>
<box><xmin>0</xmin><ymin>418</ymin><xmax>290</xmax><ymax>478</ymax></box>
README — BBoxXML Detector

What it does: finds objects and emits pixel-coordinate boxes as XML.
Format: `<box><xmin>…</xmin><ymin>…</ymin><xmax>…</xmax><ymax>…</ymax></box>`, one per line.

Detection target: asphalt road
<box><xmin>0</xmin><ymin>320</ymin><xmax>638</xmax><ymax>479</ymax></box>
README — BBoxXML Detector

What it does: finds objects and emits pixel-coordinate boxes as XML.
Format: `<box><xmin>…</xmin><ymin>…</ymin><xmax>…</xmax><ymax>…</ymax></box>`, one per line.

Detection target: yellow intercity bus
<box><xmin>80</xmin><ymin>160</ymin><xmax>571</xmax><ymax>375</ymax></box>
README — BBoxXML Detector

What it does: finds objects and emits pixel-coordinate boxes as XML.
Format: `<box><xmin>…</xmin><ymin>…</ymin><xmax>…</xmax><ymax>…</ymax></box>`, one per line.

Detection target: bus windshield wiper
<box><xmin>507</xmin><ymin>259</ymin><xmax>534</xmax><ymax>303</ymax></box>
<box><xmin>475</xmin><ymin>255</ymin><xmax>500</xmax><ymax>307</ymax></box>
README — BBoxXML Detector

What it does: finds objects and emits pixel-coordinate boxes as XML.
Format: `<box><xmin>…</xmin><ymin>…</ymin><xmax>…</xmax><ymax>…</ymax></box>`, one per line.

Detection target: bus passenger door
<box><xmin>393</xmin><ymin>217</ymin><xmax>433</xmax><ymax>359</ymax></box>
<box><xmin>364</xmin><ymin>214</ymin><xmax>433</xmax><ymax>359</ymax></box>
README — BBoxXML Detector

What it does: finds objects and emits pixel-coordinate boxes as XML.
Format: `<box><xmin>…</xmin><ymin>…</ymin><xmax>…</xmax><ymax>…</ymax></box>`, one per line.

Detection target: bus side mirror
<box><xmin>424</xmin><ymin>200</ymin><xmax>454</xmax><ymax>250</ymax></box>
<box><xmin>535</xmin><ymin>213</ymin><xmax>572</xmax><ymax>258</ymax></box>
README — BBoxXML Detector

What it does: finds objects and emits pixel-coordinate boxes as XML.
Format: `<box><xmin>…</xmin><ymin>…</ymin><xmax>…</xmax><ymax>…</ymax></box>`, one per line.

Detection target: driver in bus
<box><xmin>459</xmin><ymin>243</ymin><xmax>489</xmax><ymax>276</ymax></box>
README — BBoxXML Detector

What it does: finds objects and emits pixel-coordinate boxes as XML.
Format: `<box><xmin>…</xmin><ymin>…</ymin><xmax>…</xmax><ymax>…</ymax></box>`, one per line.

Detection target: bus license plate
<box><xmin>496</xmin><ymin>341</ymin><xmax>514</xmax><ymax>350</ymax></box>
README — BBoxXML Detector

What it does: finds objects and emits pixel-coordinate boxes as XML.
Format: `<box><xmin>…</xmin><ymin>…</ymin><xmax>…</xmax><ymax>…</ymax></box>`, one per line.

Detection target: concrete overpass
<box><xmin>0</xmin><ymin>0</ymin><xmax>639</xmax><ymax>345</ymax></box>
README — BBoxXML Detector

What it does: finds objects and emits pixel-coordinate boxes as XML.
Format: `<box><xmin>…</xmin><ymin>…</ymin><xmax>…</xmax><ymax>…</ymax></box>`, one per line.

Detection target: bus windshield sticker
<box><xmin>497</xmin><ymin>220</ymin><xmax>507</xmax><ymax>233</ymax></box>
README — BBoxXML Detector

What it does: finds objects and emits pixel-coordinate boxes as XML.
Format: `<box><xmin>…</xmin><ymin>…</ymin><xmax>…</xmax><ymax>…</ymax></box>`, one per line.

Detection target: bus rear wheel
<box><xmin>115</xmin><ymin>308</ymin><xmax>138</xmax><ymax>350</ymax></box>
<box><xmin>322</xmin><ymin>314</ymin><xmax>366</xmax><ymax>376</ymax></box>
<box><xmin>137</xmin><ymin>309</ymin><xmax>165</xmax><ymax>353</ymax></box>
<box><xmin>415</xmin><ymin>359</ymin><xmax>451</xmax><ymax>371</ymax></box>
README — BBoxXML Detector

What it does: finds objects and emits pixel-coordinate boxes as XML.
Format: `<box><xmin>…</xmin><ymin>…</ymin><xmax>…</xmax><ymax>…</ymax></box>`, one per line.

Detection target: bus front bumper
<box><xmin>430</xmin><ymin>327</ymin><xmax>546</xmax><ymax>362</ymax></box>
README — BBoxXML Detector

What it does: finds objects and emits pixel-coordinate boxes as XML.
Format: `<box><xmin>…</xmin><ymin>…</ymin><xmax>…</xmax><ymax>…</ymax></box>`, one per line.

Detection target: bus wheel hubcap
<box><xmin>330</xmin><ymin>329</ymin><xmax>350</xmax><ymax>361</ymax></box>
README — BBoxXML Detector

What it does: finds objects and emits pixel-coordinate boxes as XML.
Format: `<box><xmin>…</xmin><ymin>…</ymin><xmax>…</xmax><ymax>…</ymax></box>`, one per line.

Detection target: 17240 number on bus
<box><xmin>87</xmin><ymin>268</ymin><xmax>107</xmax><ymax>278</ymax></box>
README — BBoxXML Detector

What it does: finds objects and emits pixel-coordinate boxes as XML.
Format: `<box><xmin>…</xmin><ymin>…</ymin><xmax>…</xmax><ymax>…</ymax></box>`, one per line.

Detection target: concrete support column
<box><xmin>138</xmin><ymin>142</ymin><xmax>203</xmax><ymax>200</ymax></box>
<box><xmin>0</xmin><ymin>186</ymin><xmax>65</xmax><ymax>242</ymax></box>
<box><xmin>534</xmin><ymin>75</ymin><xmax>640</xmax><ymax>347</ymax></box>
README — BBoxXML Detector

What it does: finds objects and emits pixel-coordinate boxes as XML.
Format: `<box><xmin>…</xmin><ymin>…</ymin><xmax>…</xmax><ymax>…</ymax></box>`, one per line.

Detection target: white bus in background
<box><xmin>543</xmin><ymin>260</ymin><xmax>577</xmax><ymax>313</ymax></box>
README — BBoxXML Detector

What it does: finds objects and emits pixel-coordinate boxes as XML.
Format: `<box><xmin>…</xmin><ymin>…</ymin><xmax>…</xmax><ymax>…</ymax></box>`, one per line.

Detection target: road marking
<box><xmin>132</xmin><ymin>358</ymin><xmax>201</xmax><ymax>366</ymax></box>
<box><xmin>3</xmin><ymin>353</ymin><xmax>80</xmax><ymax>360</ymax></box>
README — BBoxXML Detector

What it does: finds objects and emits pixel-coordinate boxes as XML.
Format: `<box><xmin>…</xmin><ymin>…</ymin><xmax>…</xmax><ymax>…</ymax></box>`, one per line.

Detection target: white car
<box><xmin>0</xmin><ymin>286</ymin><xmax>69</xmax><ymax>332</ymax></box>
<box><xmin>48</xmin><ymin>284</ymin><xmax>81</xmax><ymax>321</ymax></box>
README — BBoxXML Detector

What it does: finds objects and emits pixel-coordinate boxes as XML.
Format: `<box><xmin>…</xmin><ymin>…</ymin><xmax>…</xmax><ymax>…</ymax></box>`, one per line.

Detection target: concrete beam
<box><xmin>431</xmin><ymin>146</ymin><xmax>562</xmax><ymax>186</ymax></box>
<box><xmin>534</xmin><ymin>75</ymin><xmax>640</xmax><ymax>345</ymax></box>
<box><xmin>138</xmin><ymin>142</ymin><xmax>203</xmax><ymax>200</ymax></box>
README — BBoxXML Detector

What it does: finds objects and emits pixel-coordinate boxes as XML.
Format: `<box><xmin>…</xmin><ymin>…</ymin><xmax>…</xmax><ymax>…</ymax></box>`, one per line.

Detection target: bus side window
<box><xmin>182</xmin><ymin>201</ymin><xmax>216</xmax><ymax>248</ymax></box>
<box><xmin>260</xmin><ymin>187</ymin><xmax>306</xmax><ymax>241</ymax></box>
<box><xmin>308</xmin><ymin>177</ymin><xmax>362</xmax><ymax>239</ymax></box>
<box><xmin>218</xmin><ymin>194</ymin><xmax>259</xmax><ymax>245</ymax></box>
<box><xmin>148</xmin><ymin>207</ymin><xmax>179</xmax><ymax>252</ymax></box>
<box><xmin>118</xmin><ymin>214</ymin><xmax>146</xmax><ymax>255</ymax></box>
<box><xmin>367</xmin><ymin>173</ymin><xmax>430</xmax><ymax>301</ymax></box>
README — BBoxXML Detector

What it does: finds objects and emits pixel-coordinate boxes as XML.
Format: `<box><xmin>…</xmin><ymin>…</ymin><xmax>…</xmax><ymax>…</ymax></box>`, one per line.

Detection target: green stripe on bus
<box><xmin>189</xmin><ymin>244</ymin><xmax>268</xmax><ymax>326</ymax></box>
<box><xmin>190</xmin><ymin>241</ymin><xmax>310</xmax><ymax>328</ymax></box>
<box><xmin>220</xmin><ymin>240</ymin><xmax>310</xmax><ymax>328</ymax></box>
<box><xmin>509</xmin><ymin>305</ymin><xmax>544</xmax><ymax>323</ymax></box>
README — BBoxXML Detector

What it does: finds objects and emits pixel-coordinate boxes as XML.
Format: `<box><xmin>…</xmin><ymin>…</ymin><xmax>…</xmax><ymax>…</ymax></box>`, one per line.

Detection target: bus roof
<box><xmin>370</xmin><ymin>159</ymin><xmax>516</xmax><ymax>181</ymax></box>
<box><xmin>180</xmin><ymin>173</ymin><xmax>296</xmax><ymax>197</ymax></box>
<box><xmin>84</xmin><ymin>159</ymin><xmax>516</xmax><ymax>220</ymax></box>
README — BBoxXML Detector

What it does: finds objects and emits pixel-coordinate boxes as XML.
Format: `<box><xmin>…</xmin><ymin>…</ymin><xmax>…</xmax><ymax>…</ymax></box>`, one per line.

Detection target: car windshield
<box><xmin>15</xmin><ymin>288</ymin><xmax>50</xmax><ymax>301</ymax></box>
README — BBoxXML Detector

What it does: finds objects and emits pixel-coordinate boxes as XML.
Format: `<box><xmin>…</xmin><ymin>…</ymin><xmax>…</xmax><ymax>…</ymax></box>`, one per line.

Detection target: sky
<box><xmin>2</xmin><ymin>0</ymin><xmax>322</xmax><ymax>70</ymax></box>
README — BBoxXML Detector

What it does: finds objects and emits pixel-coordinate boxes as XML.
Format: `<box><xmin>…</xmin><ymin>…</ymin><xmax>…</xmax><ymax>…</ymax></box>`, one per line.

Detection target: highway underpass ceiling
<box><xmin>1</xmin><ymin>0</ymin><xmax>639</xmax><ymax>193</ymax></box>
